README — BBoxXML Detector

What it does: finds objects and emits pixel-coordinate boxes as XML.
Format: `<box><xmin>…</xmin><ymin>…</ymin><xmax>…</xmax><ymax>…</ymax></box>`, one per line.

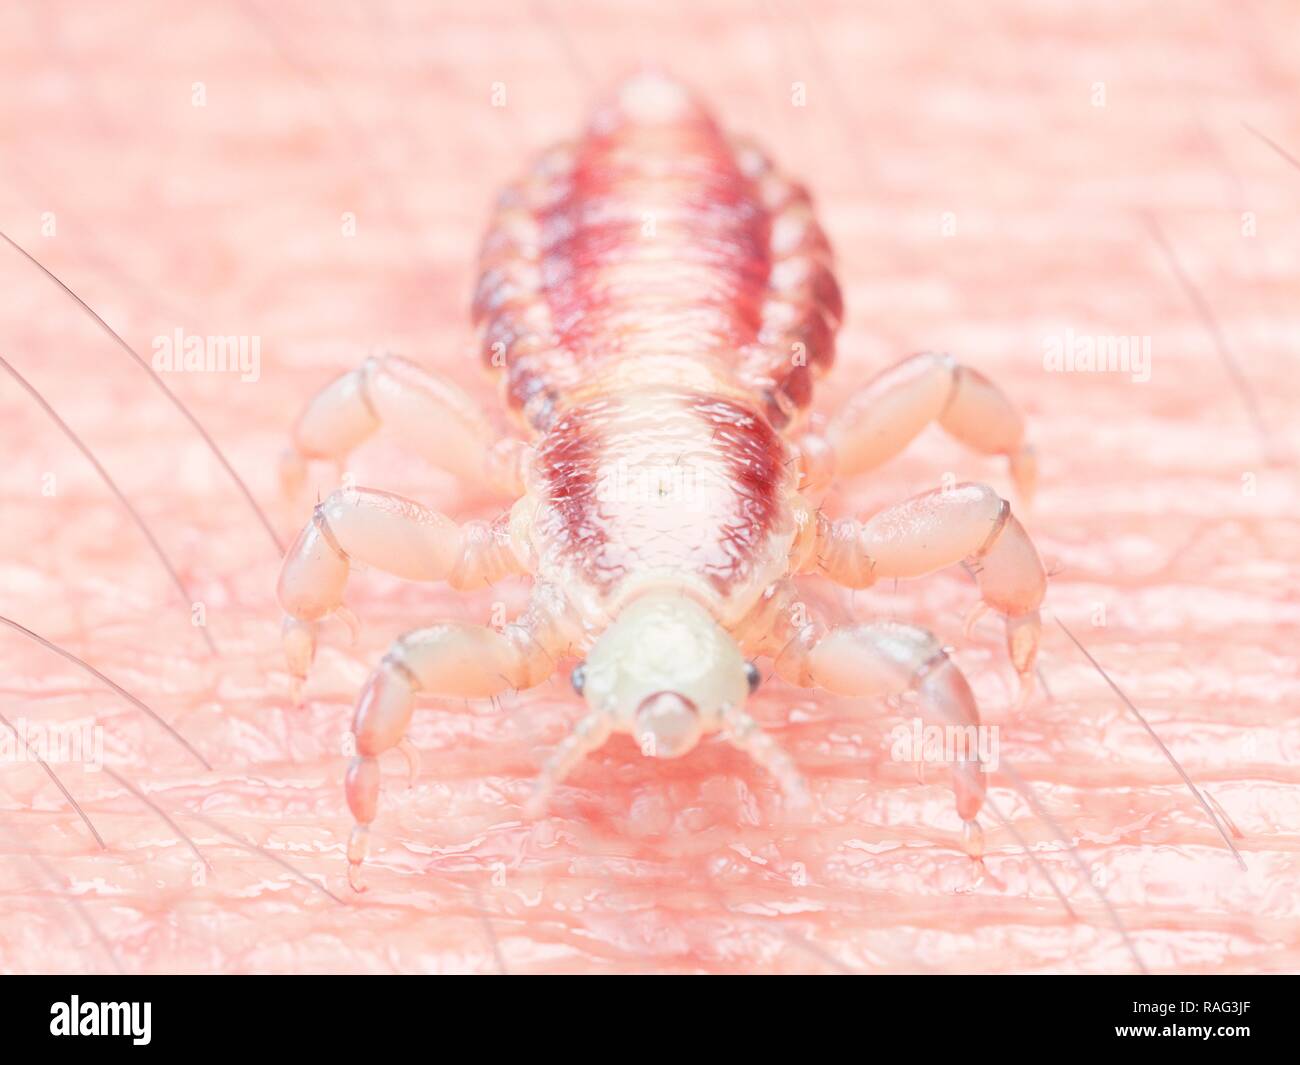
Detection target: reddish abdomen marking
<box><xmin>534</xmin><ymin>388</ymin><xmax>788</xmax><ymax>595</ymax></box>
<box><xmin>474</xmin><ymin>74</ymin><xmax>842</xmax><ymax>430</ymax></box>
<box><xmin>543</xmin><ymin>88</ymin><xmax>768</xmax><ymax>363</ymax></box>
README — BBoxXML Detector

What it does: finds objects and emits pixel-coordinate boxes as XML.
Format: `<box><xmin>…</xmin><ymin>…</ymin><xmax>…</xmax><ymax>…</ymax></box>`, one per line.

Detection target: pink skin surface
<box><xmin>0</xmin><ymin>1</ymin><xmax>1297</xmax><ymax>973</ymax></box>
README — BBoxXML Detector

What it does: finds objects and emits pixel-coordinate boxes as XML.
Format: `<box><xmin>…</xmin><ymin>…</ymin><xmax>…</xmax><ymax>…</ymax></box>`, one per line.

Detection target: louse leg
<box><xmin>775</xmin><ymin>618</ymin><xmax>988</xmax><ymax>858</ymax></box>
<box><xmin>799</xmin><ymin>352</ymin><xmax>1036</xmax><ymax>502</ymax></box>
<box><xmin>810</xmin><ymin>482</ymin><xmax>1046</xmax><ymax>703</ymax></box>
<box><xmin>281</xmin><ymin>351</ymin><xmax>527</xmax><ymax>497</ymax></box>
<box><xmin>346</xmin><ymin>612</ymin><xmax>558</xmax><ymax>891</ymax></box>
<box><xmin>277</xmin><ymin>486</ymin><xmax>526</xmax><ymax>700</ymax></box>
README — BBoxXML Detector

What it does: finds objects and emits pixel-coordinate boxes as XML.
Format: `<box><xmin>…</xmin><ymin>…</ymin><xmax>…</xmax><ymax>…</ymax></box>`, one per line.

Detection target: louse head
<box><xmin>573</xmin><ymin>592</ymin><xmax>755</xmax><ymax>759</ymax></box>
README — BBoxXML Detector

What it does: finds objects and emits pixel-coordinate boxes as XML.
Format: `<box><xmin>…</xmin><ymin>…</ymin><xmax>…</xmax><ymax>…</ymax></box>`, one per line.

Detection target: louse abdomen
<box><xmin>473</xmin><ymin>73</ymin><xmax>842</xmax><ymax>431</ymax></box>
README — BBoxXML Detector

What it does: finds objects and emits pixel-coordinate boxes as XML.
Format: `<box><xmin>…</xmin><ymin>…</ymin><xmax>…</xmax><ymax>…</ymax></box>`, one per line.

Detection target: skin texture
<box><xmin>0</xmin><ymin>0</ymin><xmax>1297</xmax><ymax>974</ymax></box>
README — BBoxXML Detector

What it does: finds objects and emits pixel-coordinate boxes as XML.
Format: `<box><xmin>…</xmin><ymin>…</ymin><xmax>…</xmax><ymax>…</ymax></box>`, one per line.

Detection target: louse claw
<box><xmin>347</xmin><ymin>825</ymin><xmax>369</xmax><ymax>894</ymax></box>
<box><xmin>281</xmin><ymin>616</ymin><xmax>317</xmax><ymax>708</ymax></box>
<box><xmin>1013</xmin><ymin>671</ymin><xmax>1036</xmax><ymax>712</ymax></box>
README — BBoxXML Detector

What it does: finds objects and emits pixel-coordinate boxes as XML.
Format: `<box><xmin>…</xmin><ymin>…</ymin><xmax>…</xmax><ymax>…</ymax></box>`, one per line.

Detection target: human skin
<box><xmin>0</xmin><ymin>0</ymin><xmax>1296</xmax><ymax>974</ymax></box>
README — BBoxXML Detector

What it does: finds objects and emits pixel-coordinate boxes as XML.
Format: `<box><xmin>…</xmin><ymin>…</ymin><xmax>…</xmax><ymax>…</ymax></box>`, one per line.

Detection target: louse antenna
<box><xmin>0</xmin><ymin>231</ymin><xmax>286</xmax><ymax>555</ymax></box>
<box><xmin>0</xmin><ymin>354</ymin><xmax>219</xmax><ymax>656</ymax></box>
<box><xmin>0</xmin><ymin>613</ymin><xmax>211</xmax><ymax>771</ymax></box>
<box><xmin>1055</xmin><ymin>616</ymin><xmax>1247</xmax><ymax>871</ymax></box>
<box><xmin>0</xmin><ymin>709</ymin><xmax>107</xmax><ymax>849</ymax></box>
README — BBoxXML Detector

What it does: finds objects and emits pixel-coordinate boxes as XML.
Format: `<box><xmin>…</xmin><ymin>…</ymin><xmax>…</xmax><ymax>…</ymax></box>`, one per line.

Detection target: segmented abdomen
<box><xmin>473</xmin><ymin>73</ymin><xmax>842</xmax><ymax>431</ymax></box>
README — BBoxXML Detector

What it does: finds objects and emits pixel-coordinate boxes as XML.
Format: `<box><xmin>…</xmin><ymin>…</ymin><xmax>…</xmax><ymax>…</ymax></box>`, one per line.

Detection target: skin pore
<box><xmin>0</xmin><ymin>0</ymin><xmax>1296</xmax><ymax>973</ymax></box>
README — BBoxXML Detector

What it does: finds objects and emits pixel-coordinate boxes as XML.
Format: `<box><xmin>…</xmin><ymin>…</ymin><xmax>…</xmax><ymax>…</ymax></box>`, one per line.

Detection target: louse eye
<box><xmin>745</xmin><ymin>661</ymin><xmax>761</xmax><ymax>693</ymax></box>
<box><xmin>570</xmin><ymin>663</ymin><xmax>587</xmax><ymax>694</ymax></box>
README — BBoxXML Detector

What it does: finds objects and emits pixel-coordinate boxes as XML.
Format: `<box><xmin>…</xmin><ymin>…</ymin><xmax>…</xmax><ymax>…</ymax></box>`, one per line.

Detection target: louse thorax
<box><xmin>518</xmin><ymin>355</ymin><xmax>804</xmax><ymax>644</ymax></box>
<box><xmin>506</xmin><ymin>357</ymin><xmax>803</xmax><ymax>760</ymax></box>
